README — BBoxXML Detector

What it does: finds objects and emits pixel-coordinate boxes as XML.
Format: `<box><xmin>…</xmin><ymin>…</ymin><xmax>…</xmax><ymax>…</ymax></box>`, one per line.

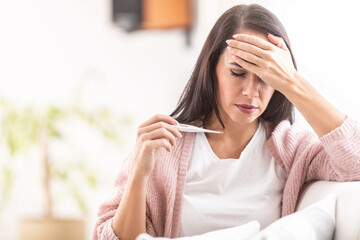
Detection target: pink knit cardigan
<box><xmin>94</xmin><ymin>117</ymin><xmax>360</xmax><ymax>240</ymax></box>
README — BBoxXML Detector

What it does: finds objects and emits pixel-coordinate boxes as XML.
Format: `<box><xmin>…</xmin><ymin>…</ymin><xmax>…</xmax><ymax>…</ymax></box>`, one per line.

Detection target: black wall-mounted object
<box><xmin>112</xmin><ymin>0</ymin><xmax>192</xmax><ymax>46</ymax></box>
<box><xmin>112</xmin><ymin>0</ymin><xmax>142</xmax><ymax>32</ymax></box>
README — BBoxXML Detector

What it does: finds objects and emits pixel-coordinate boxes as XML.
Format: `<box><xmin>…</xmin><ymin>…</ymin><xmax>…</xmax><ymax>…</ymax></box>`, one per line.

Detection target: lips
<box><xmin>235</xmin><ymin>104</ymin><xmax>258</xmax><ymax>114</ymax></box>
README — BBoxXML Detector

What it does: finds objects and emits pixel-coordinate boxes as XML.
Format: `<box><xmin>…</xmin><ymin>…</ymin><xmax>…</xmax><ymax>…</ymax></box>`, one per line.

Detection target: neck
<box><xmin>203</xmin><ymin>112</ymin><xmax>259</xmax><ymax>159</ymax></box>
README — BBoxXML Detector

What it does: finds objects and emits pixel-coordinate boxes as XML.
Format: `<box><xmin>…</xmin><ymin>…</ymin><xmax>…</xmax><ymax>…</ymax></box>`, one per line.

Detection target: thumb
<box><xmin>268</xmin><ymin>33</ymin><xmax>287</xmax><ymax>50</ymax></box>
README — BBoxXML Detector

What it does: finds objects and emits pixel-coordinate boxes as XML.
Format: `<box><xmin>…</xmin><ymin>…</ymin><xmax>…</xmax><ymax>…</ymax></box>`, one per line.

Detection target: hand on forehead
<box><xmin>232</xmin><ymin>31</ymin><xmax>274</xmax><ymax>50</ymax></box>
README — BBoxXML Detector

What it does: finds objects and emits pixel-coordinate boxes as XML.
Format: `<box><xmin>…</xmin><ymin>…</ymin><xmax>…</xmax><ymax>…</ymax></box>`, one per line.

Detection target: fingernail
<box><xmin>226</xmin><ymin>39</ymin><xmax>232</xmax><ymax>45</ymax></box>
<box><xmin>174</xmin><ymin>119</ymin><xmax>179</xmax><ymax>125</ymax></box>
<box><xmin>232</xmin><ymin>55</ymin><xmax>238</xmax><ymax>60</ymax></box>
<box><xmin>227</xmin><ymin>46</ymin><xmax>233</xmax><ymax>51</ymax></box>
<box><xmin>233</xmin><ymin>34</ymin><xmax>240</xmax><ymax>39</ymax></box>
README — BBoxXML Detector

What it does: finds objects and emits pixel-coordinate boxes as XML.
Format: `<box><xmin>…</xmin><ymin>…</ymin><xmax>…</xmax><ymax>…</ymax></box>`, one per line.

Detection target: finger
<box><xmin>267</xmin><ymin>33</ymin><xmax>287</xmax><ymax>51</ymax></box>
<box><xmin>227</xmin><ymin>46</ymin><xmax>264</xmax><ymax>68</ymax></box>
<box><xmin>138</xmin><ymin>121</ymin><xmax>182</xmax><ymax>138</ymax></box>
<box><xmin>143</xmin><ymin>138</ymin><xmax>172</xmax><ymax>152</ymax></box>
<box><xmin>139</xmin><ymin>114</ymin><xmax>178</xmax><ymax>128</ymax></box>
<box><xmin>140</xmin><ymin>128</ymin><xmax>178</xmax><ymax>146</ymax></box>
<box><xmin>233</xmin><ymin>33</ymin><xmax>273</xmax><ymax>51</ymax></box>
<box><xmin>231</xmin><ymin>55</ymin><xmax>259</xmax><ymax>75</ymax></box>
<box><xmin>226</xmin><ymin>39</ymin><xmax>264</xmax><ymax>58</ymax></box>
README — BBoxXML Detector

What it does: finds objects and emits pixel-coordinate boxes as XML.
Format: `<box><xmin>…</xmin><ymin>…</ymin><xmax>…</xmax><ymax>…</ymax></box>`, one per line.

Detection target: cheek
<box><xmin>262</xmin><ymin>88</ymin><xmax>275</xmax><ymax>105</ymax></box>
<box><xmin>218</xmin><ymin>78</ymin><xmax>235</xmax><ymax>103</ymax></box>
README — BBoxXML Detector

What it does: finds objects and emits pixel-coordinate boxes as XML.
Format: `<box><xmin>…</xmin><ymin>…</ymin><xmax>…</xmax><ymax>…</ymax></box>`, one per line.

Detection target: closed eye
<box><xmin>230</xmin><ymin>69</ymin><xmax>245</xmax><ymax>77</ymax></box>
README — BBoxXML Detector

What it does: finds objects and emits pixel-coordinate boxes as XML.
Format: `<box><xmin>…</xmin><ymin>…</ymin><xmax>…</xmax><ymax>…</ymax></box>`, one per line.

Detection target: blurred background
<box><xmin>0</xmin><ymin>0</ymin><xmax>359</xmax><ymax>239</ymax></box>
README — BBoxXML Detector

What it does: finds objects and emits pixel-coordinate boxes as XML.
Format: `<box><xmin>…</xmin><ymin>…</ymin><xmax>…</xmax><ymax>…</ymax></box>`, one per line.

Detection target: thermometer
<box><xmin>175</xmin><ymin>123</ymin><xmax>223</xmax><ymax>134</ymax></box>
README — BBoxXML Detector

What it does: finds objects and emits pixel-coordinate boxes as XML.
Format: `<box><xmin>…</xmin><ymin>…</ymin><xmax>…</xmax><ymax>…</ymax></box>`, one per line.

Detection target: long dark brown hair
<box><xmin>170</xmin><ymin>4</ymin><xmax>296</xmax><ymax>129</ymax></box>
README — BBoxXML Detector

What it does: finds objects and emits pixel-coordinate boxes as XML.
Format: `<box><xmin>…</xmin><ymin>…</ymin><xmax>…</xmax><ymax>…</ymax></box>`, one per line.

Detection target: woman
<box><xmin>94</xmin><ymin>4</ymin><xmax>360</xmax><ymax>240</ymax></box>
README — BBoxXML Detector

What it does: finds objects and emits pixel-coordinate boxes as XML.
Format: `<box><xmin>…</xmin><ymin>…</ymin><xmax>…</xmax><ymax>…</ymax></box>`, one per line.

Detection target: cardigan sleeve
<box><xmin>311</xmin><ymin>117</ymin><xmax>360</xmax><ymax>181</ymax></box>
<box><xmin>92</xmin><ymin>148</ymin><xmax>156</xmax><ymax>240</ymax></box>
<box><xmin>266</xmin><ymin>117</ymin><xmax>360</xmax><ymax>182</ymax></box>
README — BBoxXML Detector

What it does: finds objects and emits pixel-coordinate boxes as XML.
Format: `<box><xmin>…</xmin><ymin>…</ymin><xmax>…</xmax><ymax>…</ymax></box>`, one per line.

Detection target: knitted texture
<box><xmin>265</xmin><ymin>117</ymin><xmax>360</xmax><ymax>216</ymax></box>
<box><xmin>93</xmin><ymin>117</ymin><xmax>360</xmax><ymax>239</ymax></box>
<box><xmin>93</xmin><ymin>133</ymin><xmax>195</xmax><ymax>240</ymax></box>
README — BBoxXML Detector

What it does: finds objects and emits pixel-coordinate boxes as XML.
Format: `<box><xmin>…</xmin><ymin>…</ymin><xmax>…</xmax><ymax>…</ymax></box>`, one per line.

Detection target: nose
<box><xmin>241</xmin><ymin>73</ymin><xmax>260</xmax><ymax>98</ymax></box>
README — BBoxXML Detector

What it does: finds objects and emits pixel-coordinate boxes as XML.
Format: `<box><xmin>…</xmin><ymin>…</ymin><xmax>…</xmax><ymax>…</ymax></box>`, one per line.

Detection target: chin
<box><xmin>230</xmin><ymin>114</ymin><xmax>259</xmax><ymax>125</ymax></box>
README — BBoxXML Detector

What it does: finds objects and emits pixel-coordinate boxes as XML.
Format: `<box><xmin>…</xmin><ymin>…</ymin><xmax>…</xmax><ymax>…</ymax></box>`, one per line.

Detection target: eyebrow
<box><xmin>230</xmin><ymin>62</ymin><xmax>243</xmax><ymax>68</ymax></box>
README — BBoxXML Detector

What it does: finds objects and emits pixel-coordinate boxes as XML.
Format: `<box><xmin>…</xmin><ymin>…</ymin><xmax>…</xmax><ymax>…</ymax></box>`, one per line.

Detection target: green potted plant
<box><xmin>0</xmin><ymin>99</ymin><xmax>131</xmax><ymax>240</ymax></box>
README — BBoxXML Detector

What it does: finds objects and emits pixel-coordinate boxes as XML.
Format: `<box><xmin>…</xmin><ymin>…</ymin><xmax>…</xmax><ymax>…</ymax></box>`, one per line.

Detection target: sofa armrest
<box><xmin>296</xmin><ymin>181</ymin><xmax>360</xmax><ymax>240</ymax></box>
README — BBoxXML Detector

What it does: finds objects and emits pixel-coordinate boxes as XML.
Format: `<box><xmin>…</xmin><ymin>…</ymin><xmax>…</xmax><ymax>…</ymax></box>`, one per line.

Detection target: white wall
<box><xmin>0</xmin><ymin>0</ymin><xmax>360</xmax><ymax>239</ymax></box>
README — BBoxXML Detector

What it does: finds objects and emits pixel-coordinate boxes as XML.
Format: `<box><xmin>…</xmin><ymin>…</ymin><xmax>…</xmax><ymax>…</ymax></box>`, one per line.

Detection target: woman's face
<box><xmin>215</xmin><ymin>30</ymin><xmax>275</xmax><ymax>125</ymax></box>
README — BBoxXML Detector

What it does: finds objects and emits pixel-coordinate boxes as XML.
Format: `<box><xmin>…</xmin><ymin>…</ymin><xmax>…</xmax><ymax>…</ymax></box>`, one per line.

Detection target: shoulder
<box><xmin>264</xmin><ymin>119</ymin><xmax>314</xmax><ymax>142</ymax></box>
<box><xmin>264</xmin><ymin>119</ymin><xmax>317</xmax><ymax>174</ymax></box>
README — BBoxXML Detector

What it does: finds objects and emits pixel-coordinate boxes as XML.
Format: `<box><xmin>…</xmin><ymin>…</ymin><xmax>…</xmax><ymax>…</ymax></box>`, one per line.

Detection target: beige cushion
<box><xmin>296</xmin><ymin>181</ymin><xmax>360</xmax><ymax>240</ymax></box>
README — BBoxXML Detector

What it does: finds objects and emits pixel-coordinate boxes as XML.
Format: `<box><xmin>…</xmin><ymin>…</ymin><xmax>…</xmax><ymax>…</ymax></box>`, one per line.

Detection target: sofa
<box><xmin>296</xmin><ymin>181</ymin><xmax>360</xmax><ymax>240</ymax></box>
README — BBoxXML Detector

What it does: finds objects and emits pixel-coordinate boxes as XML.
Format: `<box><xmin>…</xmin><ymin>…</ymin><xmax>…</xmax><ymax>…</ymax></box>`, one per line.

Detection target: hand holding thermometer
<box><xmin>175</xmin><ymin>123</ymin><xmax>223</xmax><ymax>134</ymax></box>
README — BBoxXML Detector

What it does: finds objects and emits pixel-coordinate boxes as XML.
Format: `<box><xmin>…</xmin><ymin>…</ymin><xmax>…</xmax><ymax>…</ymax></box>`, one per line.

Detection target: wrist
<box><xmin>123</xmin><ymin>172</ymin><xmax>149</xmax><ymax>198</ymax></box>
<box><xmin>128</xmin><ymin>170</ymin><xmax>149</xmax><ymax>184</ymax></box>
<box><xmin>281</xmin><ymin>72</ymin><xmax>309</xmax><ymax>101</ymax></box>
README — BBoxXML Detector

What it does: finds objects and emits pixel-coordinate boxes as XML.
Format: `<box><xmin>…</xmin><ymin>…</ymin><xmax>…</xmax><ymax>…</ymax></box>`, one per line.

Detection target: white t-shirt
<box><xmin>178</xmin><ymin>121</ymin><xmax>287</xmax><ymax>237</ymax></box>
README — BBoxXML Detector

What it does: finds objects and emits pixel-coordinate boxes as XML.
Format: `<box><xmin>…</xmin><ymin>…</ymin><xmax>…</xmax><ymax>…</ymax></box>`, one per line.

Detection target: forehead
<box><xmin>219</xmin><ymin>29</ymin><xmax>270</xmax><ymax>64</ymax></box>
<box><xmin>235</xmin><ymin>29</ymin><xmax>269</xmax><ymax>42</ymax></box>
